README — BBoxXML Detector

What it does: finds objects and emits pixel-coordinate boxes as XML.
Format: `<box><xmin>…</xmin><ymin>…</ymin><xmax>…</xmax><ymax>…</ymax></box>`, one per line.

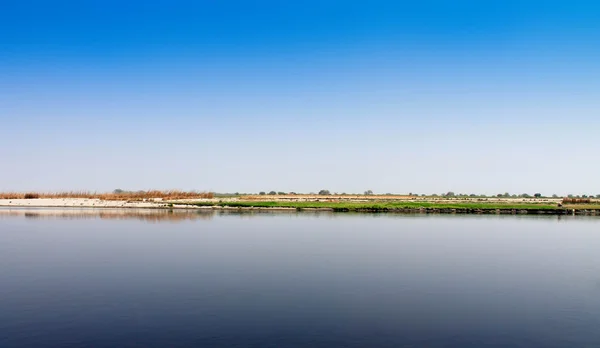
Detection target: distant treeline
<box><xmin>244</xmin><ymin>191</ymin><xmax>600</xmax><ymax>199</ymax></box>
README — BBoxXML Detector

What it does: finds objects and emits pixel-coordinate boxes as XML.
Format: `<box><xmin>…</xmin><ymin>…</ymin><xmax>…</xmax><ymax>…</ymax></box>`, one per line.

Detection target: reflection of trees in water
<box><xmin>0</xmin><ymin>209</ymin><xmax>214</xmax><ymax>223</ymax></box>
<box><xmin>1</xmin><ymin>208</ymin><xmax>339</xmax><ymax>222</ymax></box>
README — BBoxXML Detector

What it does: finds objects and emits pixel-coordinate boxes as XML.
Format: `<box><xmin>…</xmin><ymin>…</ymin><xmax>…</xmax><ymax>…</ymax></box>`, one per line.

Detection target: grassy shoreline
<box><xmin>185</xmin><ymin>200</ymin><xmax>600</xmax><ymax>213</ymax></box>
<box><xmin>1</xmin><ymin>198</ymin><xmax>599</xmax><ymax>215</ymax></box>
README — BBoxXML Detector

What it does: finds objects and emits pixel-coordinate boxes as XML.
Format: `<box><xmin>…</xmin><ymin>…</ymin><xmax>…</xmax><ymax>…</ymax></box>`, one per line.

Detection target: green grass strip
<box><xmin>189</xmin><ymin>201</ymin><xmax>563</xmax><ymax>210</ymax></box>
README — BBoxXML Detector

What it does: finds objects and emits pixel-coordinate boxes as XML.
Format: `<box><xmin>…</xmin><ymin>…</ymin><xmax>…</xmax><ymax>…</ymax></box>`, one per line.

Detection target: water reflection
<box><xmin>0</xmin><ymin>208</ymin><xmax>343</xmax><ymax>223</ymax></box>
<box><xmin>0</xmin><ymin>208</ymin><xmax>596</xmax><ymax>223</ymax></box>
<box><xmin>1</xmin><ymin>210</ymin><xmax>599</xmax><ymax>347</ymax></box>
<box><xmin>0</xmin><ymin>208</ymin><xmax>215</xmax><ymax>223</ymax></box>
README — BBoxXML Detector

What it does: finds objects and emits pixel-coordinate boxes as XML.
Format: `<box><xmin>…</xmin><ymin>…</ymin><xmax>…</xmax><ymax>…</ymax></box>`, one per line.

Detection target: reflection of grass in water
<box><xmin>1</xmin><ymin>210</ymin><xmax>214</xmax><ymax>222</ymax></box>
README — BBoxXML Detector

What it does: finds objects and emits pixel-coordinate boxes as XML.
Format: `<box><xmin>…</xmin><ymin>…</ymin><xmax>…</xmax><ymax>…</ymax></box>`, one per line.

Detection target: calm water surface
<box><xmin>1</xmin><ymin>209</ymin><xmax>600</xmax><ymax>347</ymax></box>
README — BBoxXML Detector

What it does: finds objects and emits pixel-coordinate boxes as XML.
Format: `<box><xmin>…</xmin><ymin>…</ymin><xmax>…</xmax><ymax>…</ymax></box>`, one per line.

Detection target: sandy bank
<box><xmin>0</xmin><ymin>199</ymin><xmax>295</xmax><ymax>211</ymax></box>
<box><xmin>0</xmin><ymin>198</ymin><xmax>179</xmax><ymax>209</ymax></box>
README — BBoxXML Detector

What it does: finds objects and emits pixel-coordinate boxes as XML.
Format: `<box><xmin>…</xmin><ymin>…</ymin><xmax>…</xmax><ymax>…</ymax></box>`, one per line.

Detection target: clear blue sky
<box><xmin>1</xmin><ymin>1</ymin><xmax>599</xmax><ymax>195</ymax></box>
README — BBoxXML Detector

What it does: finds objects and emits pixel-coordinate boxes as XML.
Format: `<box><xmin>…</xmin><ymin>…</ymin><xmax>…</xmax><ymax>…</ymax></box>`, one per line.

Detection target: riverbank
<box><xmin>186</xmin><ymin>200</ymin><xmax>600</xmax><ymax>215</ymax></box>
<box><xmin>0</xmin><ymin>198</ymin><xmax>180</xmax><ymax>209</ymax></box>
<box><xmin>2</xmin><ymin>198</ymin><xmax>600</xmax><ymax>215</ymax></box>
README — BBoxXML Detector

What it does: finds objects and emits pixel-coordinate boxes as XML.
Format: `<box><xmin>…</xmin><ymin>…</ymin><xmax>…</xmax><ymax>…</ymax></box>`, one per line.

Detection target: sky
<box><xmin>1</xmin><ymin>0</ymin><xmax>599</xmax><ymax>195</ymax></box>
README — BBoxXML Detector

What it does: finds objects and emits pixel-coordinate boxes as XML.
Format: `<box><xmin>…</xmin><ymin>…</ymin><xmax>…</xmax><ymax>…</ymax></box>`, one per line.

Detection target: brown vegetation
<box><xmin>562</xmin><ymin>197</ymin><xmax>592</xmax><ymax>204</ymax></box>
<box><xmin>0</xmin><ymin>190</ymin><xmax>214</xmax><ymax>201</ymax></box>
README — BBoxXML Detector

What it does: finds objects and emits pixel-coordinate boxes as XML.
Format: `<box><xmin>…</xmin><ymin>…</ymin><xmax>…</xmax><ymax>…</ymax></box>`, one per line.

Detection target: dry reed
<box><xmin>0</xmin><ymin>190</ymin><xmax>214</xmax><ymax>201</ymax></box>
<box><xmin>562</xmin><ymin>197</ymin><xmax>592</xmax><ymax>204</ymax></box>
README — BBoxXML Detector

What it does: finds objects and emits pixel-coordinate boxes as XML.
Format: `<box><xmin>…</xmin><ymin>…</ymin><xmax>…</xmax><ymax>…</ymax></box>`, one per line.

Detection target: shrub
<box><xmin>2</xmin><ymin>190</ymin><xmax>213</xmax><ymax>201</ymax></box>
<box><xmin>563</xmin><ymin>197</ymin><xmax>591</xmax><ymax>204</ymax></box>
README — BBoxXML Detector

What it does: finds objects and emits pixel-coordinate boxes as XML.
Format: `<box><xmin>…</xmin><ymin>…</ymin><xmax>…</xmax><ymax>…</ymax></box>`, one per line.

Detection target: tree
<box><xmin>268</xmin><ymin>191</ymin><xmax>277</xmax><ymax>195</ymax></box>
<box><xmin>318</xmin><ymin>189</ymin><xmax>331</xmax><ymax>195</ymax></box>
<box><xmin>113</xmin><ymin>189</ymin><xmax>124</xmax><ymax>194</ymax></box>
<box><xmin>259</xmin><ymin>191</ymin><xmax>266</xmax><ymax>195</ymax></box>
<box><xmin>568</xmin><ymin>194</ymin><xmax>574</xmax><ymax>198</ymax></box>
<box><xmin>364</xmin><ymin>190</ymin><xmax>373</xmax><ymax>195</ymax></box>
<box><xmin>277</xmin><ymin>192</ymin><xmax>286</xmax><ymax>195</ymax></box>
<box><xmin>534</xmin><ymin>193</ymin><xmax>542</xmax><ymax>198</ymax></box>
<box><xmin>445</xmin><ymin>191</ymin><xmax>455</xmax><ymax>197</ymax></box>
<box><xmin>520</xmin><ymin>193</ymin><xmax>531</xmax><ymax>198</ymax></box>
<box><xmin>552</xmin><ymin>194</ymin><xmax>558</xmax><ymax>198</ymax></box>
<box><xmin>596</xmin><ymin>194</ymin><xmax>600</xmax><ymax>199</ymax></box>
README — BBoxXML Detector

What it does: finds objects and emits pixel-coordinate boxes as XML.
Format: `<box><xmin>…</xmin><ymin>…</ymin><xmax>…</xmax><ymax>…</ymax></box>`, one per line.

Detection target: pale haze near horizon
<box><xmin>1</xmin><ymin>1</ymin><xmax>599</xmax><ymax>197</ymax></box>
